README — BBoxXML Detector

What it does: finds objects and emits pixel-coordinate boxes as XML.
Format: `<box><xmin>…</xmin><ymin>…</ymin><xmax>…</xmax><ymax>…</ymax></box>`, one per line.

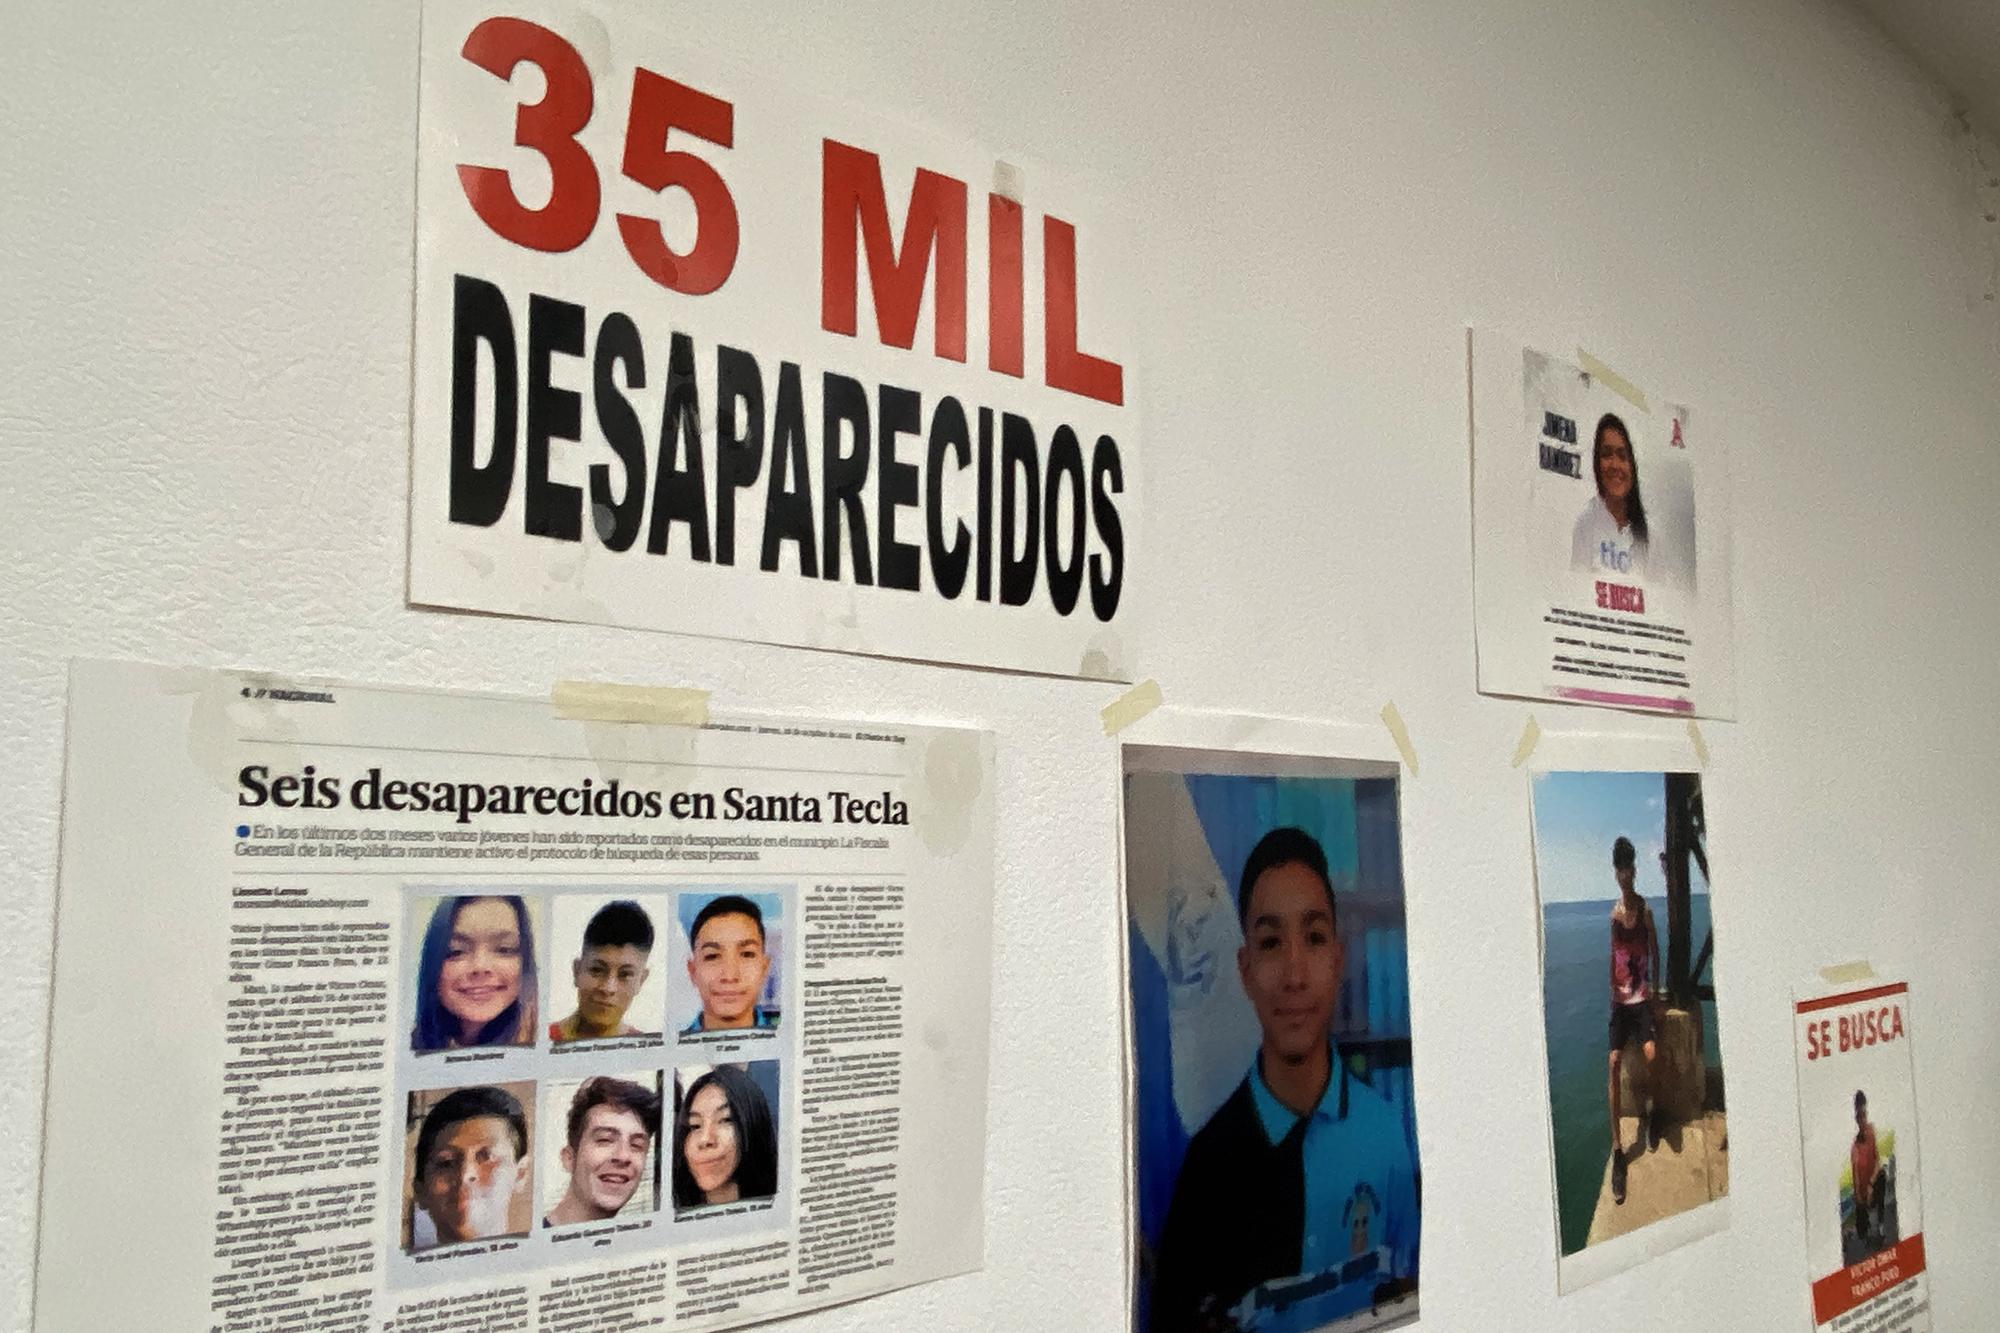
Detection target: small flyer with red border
<box><xmin>1791</xmin><ymin>976</ymin><xmax>1930</xmax><ymax>1332</ymax></box>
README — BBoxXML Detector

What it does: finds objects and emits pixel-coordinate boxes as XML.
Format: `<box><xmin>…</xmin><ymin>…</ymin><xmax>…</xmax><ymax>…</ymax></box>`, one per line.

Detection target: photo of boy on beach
<box><xmin>1530</xmin><ymin>770</ymin><xmax>1729</xmax><ymax>1282</ymax></box>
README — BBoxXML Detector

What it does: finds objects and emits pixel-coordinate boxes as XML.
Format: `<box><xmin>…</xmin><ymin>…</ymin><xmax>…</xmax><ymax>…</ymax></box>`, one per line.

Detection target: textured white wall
<box><xmin>5</xmin><ymin>2</ymin><xmax>1996</xmax><ymax>1329</ymax></box>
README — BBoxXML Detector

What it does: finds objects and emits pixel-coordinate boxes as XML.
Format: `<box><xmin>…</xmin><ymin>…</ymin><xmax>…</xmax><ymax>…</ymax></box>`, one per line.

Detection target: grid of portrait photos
<box><xmin>1529</xmin><ymin>770</ymin><xmax>1730</xmax><ymax>1292</ymax></box>
<box><xmin>1122</xmin><ymin>746</ymin><xmax>1421</xmax><ymax>1333</ymax></box>
<box><xmin>385</xmin><ymin>885</ymin><xmax>793</xmax><ymax>1285</ymax></box>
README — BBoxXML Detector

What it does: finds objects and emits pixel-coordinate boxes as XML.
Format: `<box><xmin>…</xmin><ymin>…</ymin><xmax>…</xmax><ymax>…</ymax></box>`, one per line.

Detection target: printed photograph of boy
<box><xmin>1125</xmin><ymin>753</ymin><xmax>1420</xmax><ymax>1333</ymax></box>
<box><xmin>1522</xmin><ymin>346</ymin><xmax>1698</xmax><ymax>594</ymax></box>
<box><xmin>1841</xmin><ymin>1089</ymin><xmax>1899</xmax><ymax>1265</ymax></box>
<box><xmin>1532</xmin><ymin>771</ymin><xmax>1728</xmax><ymax>1262</ymax></box>
<box><xmin>549</xmin><ymin>897</ymin><xmax>663</xmax><ymax>1042</ymax></box>
<box><xmin>541</xmin><ymin>1074</ymin><xmax>662</xmax><ymax>1227</ymax></box>
<box><xmin>673</xmin><ymin>892</ymin><xmax>784</xmax><ymax>1035</ymax></box>
<box><xmin>402</xmin><ymin>1081</ymin><xmax>535</xmax><ymax>1251</ymax></box>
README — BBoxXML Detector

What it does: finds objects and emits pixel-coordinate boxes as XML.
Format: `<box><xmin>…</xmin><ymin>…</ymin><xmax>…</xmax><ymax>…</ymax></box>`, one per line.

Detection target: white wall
<box><xmin>5</xmin><ymin>1</ymin><xmax>1996</xmax><ymax>1329</ymax></box>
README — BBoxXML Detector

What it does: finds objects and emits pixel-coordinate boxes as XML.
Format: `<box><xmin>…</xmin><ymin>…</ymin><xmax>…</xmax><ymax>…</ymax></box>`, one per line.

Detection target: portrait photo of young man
<box><xmin>675</xmin><ymin>893</ymin><xmax>783</xmax><ymax>1036</ymax></box>
<box><xmin>549</xmin><ymin>898</ymin><xmax>661</xmax><ymax>1043</ymax></box>
<box><xmin>542</xmin><ymin>1074</ymin><xmax>662</xmax><ymax>1228</ymax></box>
<box><xmin>1845</xmin><ymin>1088</ymin><xmax>1897</xmax><ymax>1260</ymax></box>
<box><xmin>404</xmin><ymin>1083</ymin><xmax>534</xmax><ymax>1252</ymax></box>
<box><xmin>1124</xmin><ymin>753</ymin><xmax>1421</xmax><ymax>1333</ymax></box>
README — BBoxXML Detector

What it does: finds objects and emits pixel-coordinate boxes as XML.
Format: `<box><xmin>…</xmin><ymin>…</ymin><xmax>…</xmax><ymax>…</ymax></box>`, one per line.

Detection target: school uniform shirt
<box><xmin>1570</xmin><ymin>494</ymin><xmax>1648</xmax><ymax>579</ymax></box>
<box><xmin>682</xmin><ymin>1005</ymin><xmax>778</xmax><ymax>1035</ymax></box>
<box><xmin>1150</xmin><ymin>1053</ymin><xmax>1420</xmax><ymax>1333</ymax></box>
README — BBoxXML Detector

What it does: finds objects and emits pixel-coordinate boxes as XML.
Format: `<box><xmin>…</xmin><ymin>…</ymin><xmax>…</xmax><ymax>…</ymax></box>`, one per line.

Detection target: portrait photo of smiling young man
<box><xmin>1122</xmin><ymin>748</ymin><xmax>1422</xmax><ymax>1333</ymax></box>
<box><xmin>541</xmin><ymin>1074</ymin><xmax>662</xmax><ymax>1228</ymax></box>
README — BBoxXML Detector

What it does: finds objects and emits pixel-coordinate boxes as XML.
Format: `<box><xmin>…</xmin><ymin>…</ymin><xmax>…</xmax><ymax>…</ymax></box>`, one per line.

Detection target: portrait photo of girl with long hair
<box><xmin>1570</xmin><ymin>412</ymin><xmax>1650</xmax><ymax>579</ymax></box>
<box><xmin>410</xmin><ymin>894</ymin><xmax>541</xmax><ymax>1052</ymax></box>
<box><xmin>671</xmin><ymin>1061</ymin><xmax>780</xmax><ymax>1213</ymax></box>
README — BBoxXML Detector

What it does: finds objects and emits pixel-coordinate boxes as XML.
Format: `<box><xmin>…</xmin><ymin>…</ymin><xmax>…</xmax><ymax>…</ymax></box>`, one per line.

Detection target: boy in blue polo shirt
<box><xmin>1151</xmin><ymin>828</ymin><xmax>1419</xmax><ymax>1332</ymax></box>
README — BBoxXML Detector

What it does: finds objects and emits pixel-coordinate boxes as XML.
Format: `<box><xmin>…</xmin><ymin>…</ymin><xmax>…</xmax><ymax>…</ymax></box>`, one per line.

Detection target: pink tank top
<box><xmin>1610</xmin><ymin>906</ymin><xmax>1651</xmax><ymax>1006</ymax></box>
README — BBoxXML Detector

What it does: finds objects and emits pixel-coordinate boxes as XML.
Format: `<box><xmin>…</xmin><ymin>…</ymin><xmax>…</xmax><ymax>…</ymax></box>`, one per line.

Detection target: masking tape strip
<box><xmin>993</xmin><ymin>160</ymin><xmax>1024</xmax><ymax>203</ymax></box>
<box><xmin>1819</xmin><ymin>960</ymin><xmax>1878</xmax><ymax>985</ymax></box>
<box><xmin>1577</xmin><ymin>347</ymin><xmax>1650</xmax><ymax>413</ymax></box>
<box><xmin>1101</xmin><ymin>679</ymin><xmax>1163</xmax><ymax>736</ymax></box>
<box><xmin>1511</xmin><ymin>714</ymin><xmax>1541</xmax><ymax>768</ymax></box>
<box><xmin>553</xmin><ymin>680</ymin><xmax>711</xmax><ymax>727</ymax></box>
<box><xmin>1379</xmin><ymin>701</ymin><xmax>1419</xmax><ymax>777</ymax></box>
<box><xmin>1687</xmin><ymin>719</ymin><xmax>1710</xmax><ymax>769</ymax></box>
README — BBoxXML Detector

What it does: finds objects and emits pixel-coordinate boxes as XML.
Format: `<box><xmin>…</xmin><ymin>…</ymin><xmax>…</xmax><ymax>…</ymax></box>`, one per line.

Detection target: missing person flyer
<box><xmin>36</xmin><ymin>660</ymin><xmax>995</xmax><ymax>1332</ymax></box>
<box><xmin>1119</xmin><ymin>713</ymin><xmax>1423</xmax><ymax>1333</ymax></box>
<box><xmin>1468</xmin><ymin>329</ymin><xmax>1738</xmax><ymax>718</ymax></box>
<box><xmin>1792</xmin><ymin>977</ymin><xmax>1931</xmax><ymax>1332</ymax></box>
<box><xmin>410</xmin><ymin>0</ymin><xmax>1141</xmax><ymax>680</ymax></box>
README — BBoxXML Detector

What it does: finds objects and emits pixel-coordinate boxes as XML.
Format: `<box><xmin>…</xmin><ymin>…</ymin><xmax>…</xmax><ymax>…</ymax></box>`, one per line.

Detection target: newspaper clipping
<box><xmin>35</xmin><ymin>661</ymin><xmax>994</xmax><ymax>1332</ymax></box>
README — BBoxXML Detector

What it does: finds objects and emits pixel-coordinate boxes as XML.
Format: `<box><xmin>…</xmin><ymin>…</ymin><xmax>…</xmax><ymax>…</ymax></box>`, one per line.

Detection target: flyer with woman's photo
<box><xmin>1469</xmin><ymin>329</ymin><xmax>1739</xmax><ymax>718</ymax></box>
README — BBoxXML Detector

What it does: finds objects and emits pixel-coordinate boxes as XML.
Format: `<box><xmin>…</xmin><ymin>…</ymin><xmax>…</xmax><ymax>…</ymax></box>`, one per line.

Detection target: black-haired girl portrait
<box><xmin>1570</xmin><ymin>412</ymin><xmax>1650</xmax><ymax>578</ymax></box>
<box><xmin>672</xmin><ymin>1063</ymin><xmax>779</xmax><ymax>1211</ymax></box>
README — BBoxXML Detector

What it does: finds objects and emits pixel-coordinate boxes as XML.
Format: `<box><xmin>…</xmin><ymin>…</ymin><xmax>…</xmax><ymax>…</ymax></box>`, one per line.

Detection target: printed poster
<box><xmin>1792</xmin><ymin>977</ymin><xmax>1930</xmax><ymax>1332</ymax></box>
<box><xmin>410</xmin><ymin>0</ymin><xmax>1141</xmax><ymax>679</ymax></box>
<box><xmin>1470</xmin><ymin>329</ymin><xmax>1737</xmax><ymax>717</ymax></box>
<box><xmin>1121</xmin><ymin>720</ymin><xmax>1422</xmax><ymax>1332</ymax></box>
<box><xmin>1530</xmin><ymin>768</ymin><xmax>1731</xmax><ymax>1291</ymax></box>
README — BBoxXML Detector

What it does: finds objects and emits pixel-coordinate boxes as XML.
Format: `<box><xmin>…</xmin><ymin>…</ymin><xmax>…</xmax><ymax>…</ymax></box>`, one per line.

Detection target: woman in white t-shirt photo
<box><xmin>1570</xmin><ymin>412</ymin><xmax>1649</xmax><ymax>579</ymax></box>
